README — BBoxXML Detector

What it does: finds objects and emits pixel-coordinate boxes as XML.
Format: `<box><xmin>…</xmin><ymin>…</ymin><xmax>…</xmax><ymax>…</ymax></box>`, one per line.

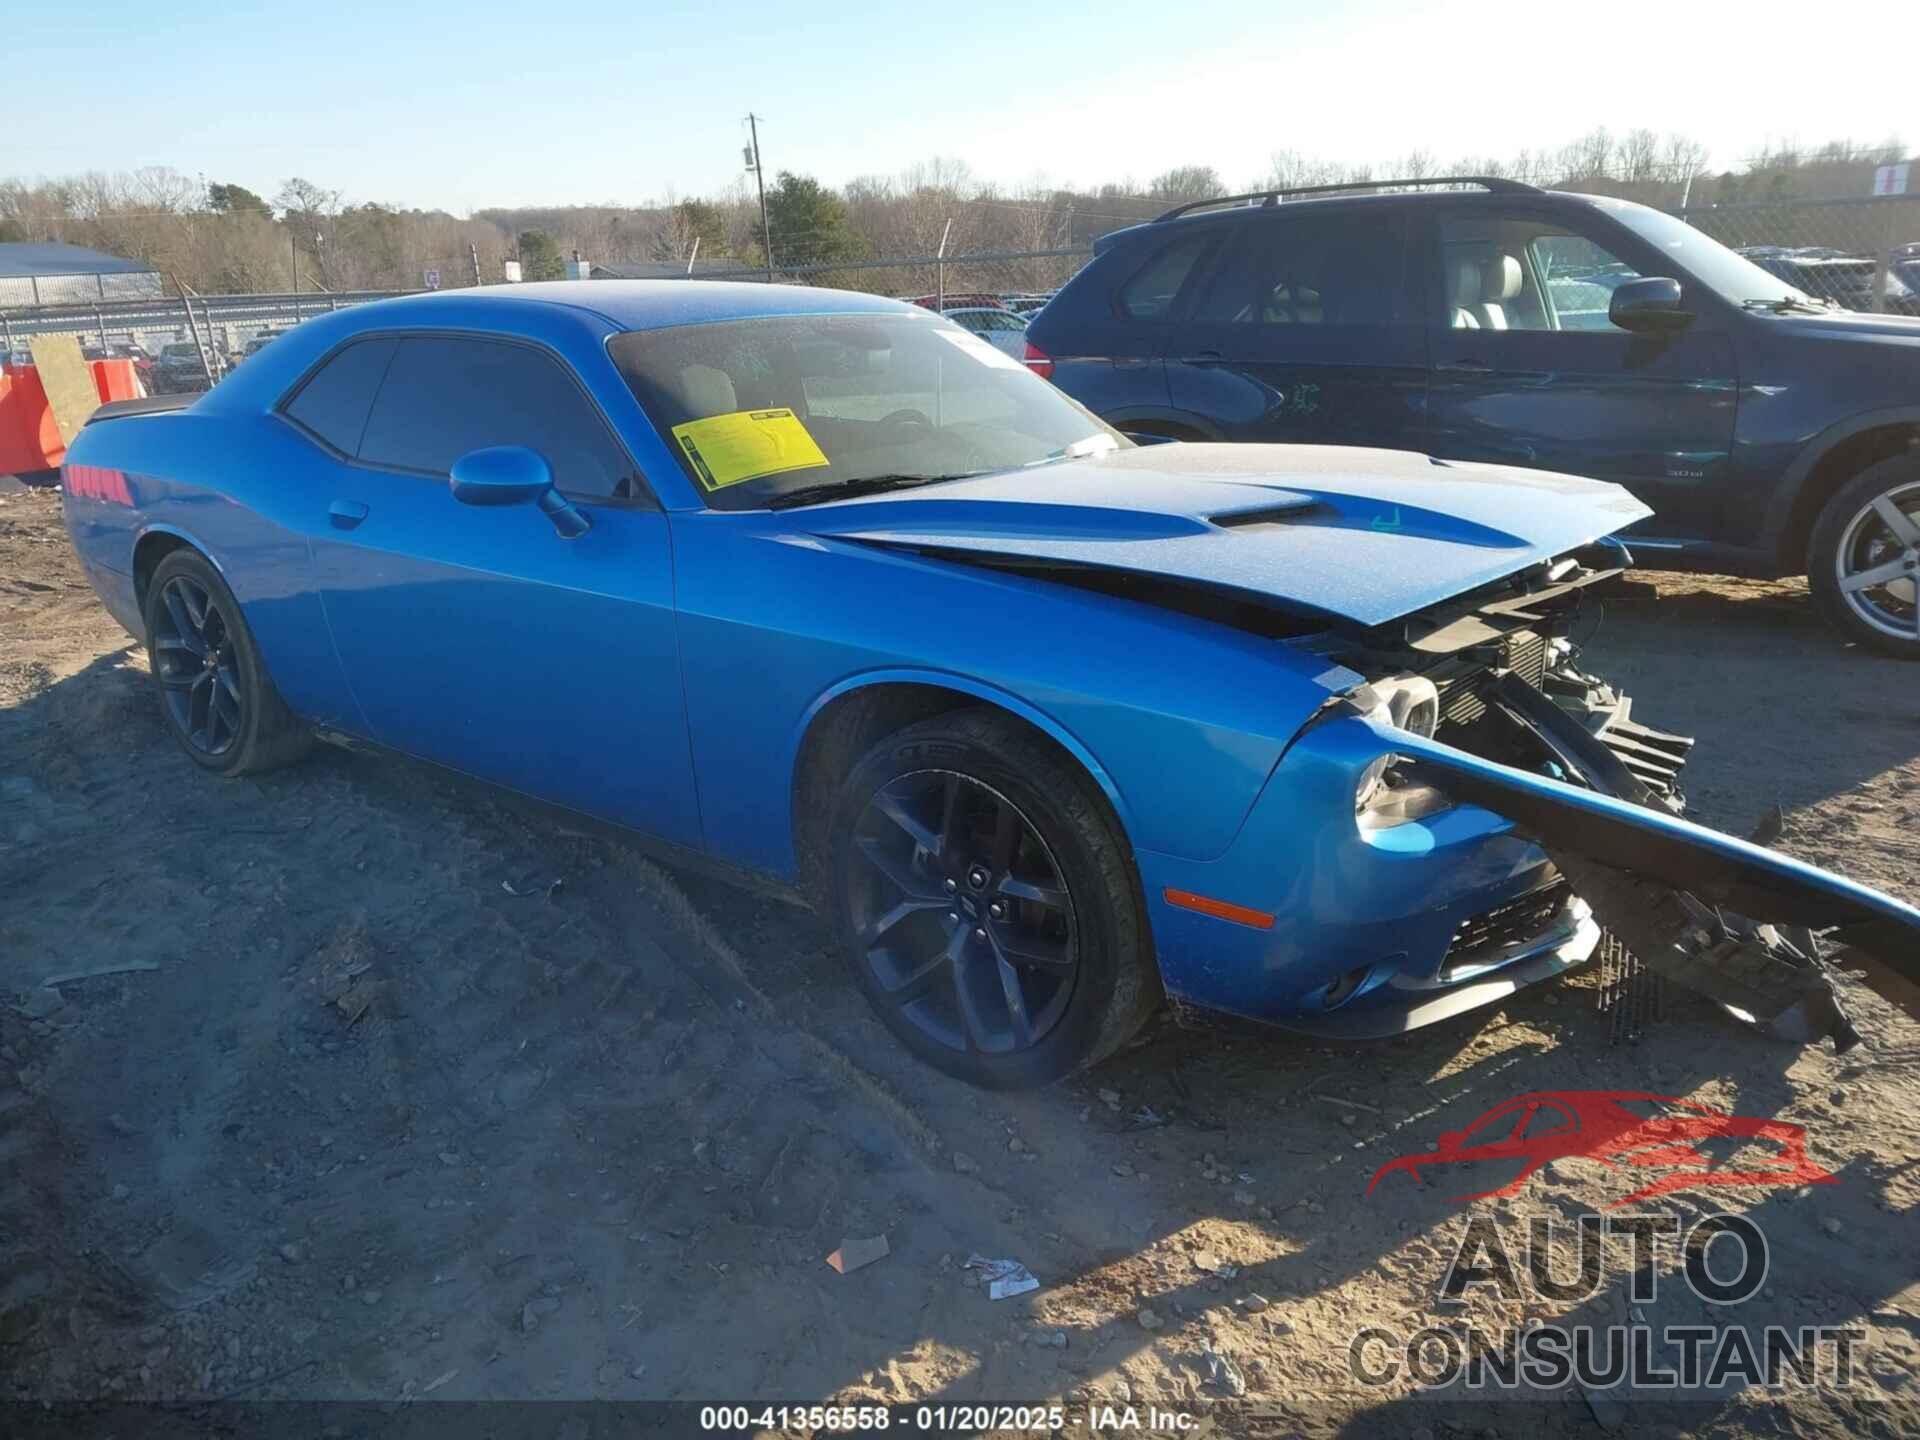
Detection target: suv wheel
<box><xmin>1809</xmin><ymin>456</ymin><xmax>1920</xmax><ymax>658</ymax></box>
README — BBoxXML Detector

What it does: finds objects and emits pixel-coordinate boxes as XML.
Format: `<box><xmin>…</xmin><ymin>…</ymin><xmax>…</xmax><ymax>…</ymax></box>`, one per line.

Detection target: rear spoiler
<box><xmin>87</xmin><ymin>394</ymin><xmax>196</xmax><ymax>424</ymax></box>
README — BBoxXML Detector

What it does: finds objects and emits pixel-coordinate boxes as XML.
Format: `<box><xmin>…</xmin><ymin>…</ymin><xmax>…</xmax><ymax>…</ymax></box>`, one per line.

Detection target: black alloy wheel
<box><xmin>828</xmin><ymin>708</ymin><xmax>1160</xmax><ymax>1088</ymax></box>
<box><xmin>142</xmin><ymin>548</ymin><xmax>312</xmax><ymax>776</ymax></box>
<box><xmin>848</xmin><ymin>769</ymin><xmax>1078</xmax><ymax>1055</ymax></box>
<box><xmin>151</xmin><ymin>572</ymin><xmax>245</xmax><ymax>756</ymax></box>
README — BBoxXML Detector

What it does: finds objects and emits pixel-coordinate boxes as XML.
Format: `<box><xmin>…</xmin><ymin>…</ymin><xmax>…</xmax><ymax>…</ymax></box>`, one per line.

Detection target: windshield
<box><xmin>1600</xmin><ymin>201</ymin><xmax>1817</xmax><ymax>306</ymax></box>
<box><xmin>609</xmin><ymin>312</ymin><xmax>1122</xmax><ymax>509</ymax></box>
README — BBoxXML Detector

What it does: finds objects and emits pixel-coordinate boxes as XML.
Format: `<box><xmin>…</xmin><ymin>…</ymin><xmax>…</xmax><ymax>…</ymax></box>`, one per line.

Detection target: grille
<box><xmin>1442</xmin><ymin>878</ymin><xmax>1573</xmax><ymax>977</ymax></box>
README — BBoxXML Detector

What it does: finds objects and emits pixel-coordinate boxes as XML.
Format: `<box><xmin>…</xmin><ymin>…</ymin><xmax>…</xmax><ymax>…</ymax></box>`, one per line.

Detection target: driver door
<box><xmin>299</xmin><ymin>332</ymin><xmax>703</xmax><ymax>846</ymax></box>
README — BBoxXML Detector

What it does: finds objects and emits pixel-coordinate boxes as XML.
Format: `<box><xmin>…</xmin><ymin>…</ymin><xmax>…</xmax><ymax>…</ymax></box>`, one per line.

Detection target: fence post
<box><xmin>2</xmin><ymin>313</ymin><xmax>12</xmax><ymax>353</ymax></box>
<box><xmin>95</xmin><ymin>306</ymin><xmax>107</xmax><ymax>350</ymax></box>
<box><xmin>1872</xmin><ymin>198</ymin><xmax>1894</xmax><ymax>315</ymax></box>
<box><xmin>174</xmin><ymin>281</ymin><xmax>216</xmax><ymax>388</ymax></box>
<box><xmin>936</xmin><ymin>218</ymin><xmax>952</xmax><ymax>311</ymax></box>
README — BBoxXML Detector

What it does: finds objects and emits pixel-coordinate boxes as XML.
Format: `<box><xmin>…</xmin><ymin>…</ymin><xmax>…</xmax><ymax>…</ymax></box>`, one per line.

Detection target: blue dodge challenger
<box><xmin>59</xmin><ymin>282</ymin><xmax>1920</xmax><ymax>1086</ymax></box>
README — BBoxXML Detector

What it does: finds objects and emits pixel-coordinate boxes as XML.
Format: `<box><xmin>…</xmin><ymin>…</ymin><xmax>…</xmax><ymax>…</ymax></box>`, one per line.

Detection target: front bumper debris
<box><xmin>1312</xmin><ymin>555</ymin><xmax>1920</xmax><ymax>1051</ymax></box>
<box><xmin>1382</xmin><ymin>689</ymin><xmax>1920</xmax><ymax>1051</ymax></box>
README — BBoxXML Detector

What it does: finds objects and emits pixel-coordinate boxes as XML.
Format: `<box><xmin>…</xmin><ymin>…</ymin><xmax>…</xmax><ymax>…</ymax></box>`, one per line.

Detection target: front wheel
<box><xmin>1808</xmin><ymin>455</ymin><xmax>1920</xmax><ymax>658</ymax></box>
<box><xmin>826</xmin><ymin>709</ymin><xmax>1160</xmax><ymax>1089</ymax></box>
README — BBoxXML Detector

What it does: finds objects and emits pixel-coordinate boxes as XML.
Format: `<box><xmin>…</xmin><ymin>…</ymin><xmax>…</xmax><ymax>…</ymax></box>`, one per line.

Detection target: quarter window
<box><xmin>282</xmin><ymin>337</ymin><xmax>398</xmax><ymax>455</ymax></box>
<box><xmin>1117</xmin><ymin>233</ymin><xmax>1213</xmax><ymax>320</ymax></box>
<box><xmin>356</xmin><ymin>336</ymin><xmax>634</xmax><ymax>499</ymax></box>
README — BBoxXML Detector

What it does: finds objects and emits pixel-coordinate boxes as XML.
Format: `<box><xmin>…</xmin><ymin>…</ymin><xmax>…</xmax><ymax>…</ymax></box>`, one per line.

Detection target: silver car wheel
<box><xmin>1834</xmin><ymin>479</ymin><xmax>1920</xmax><ymax>641</ymax></box>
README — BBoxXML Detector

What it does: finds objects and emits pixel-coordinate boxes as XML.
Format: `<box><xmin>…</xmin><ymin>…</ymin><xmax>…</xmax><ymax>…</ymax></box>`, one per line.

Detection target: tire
<box><xmin>826</xmin><ymin>708</ymin><xmax>1160</xmax><ymax>1089</ymax></box>
<box><xmin>142</xmin><ymin>548</ymin><xmax>313</xmax><ymax>775</ymax></box>
<box><xmin>1808</xmin><ymin>454</ymin><xmax>1920</xmax><ymax>659</ymax></box>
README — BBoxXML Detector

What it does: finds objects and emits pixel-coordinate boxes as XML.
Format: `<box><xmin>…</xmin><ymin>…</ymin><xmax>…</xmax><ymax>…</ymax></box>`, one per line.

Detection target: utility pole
<box><xmin>470</xmin><ymin>242</ymin><xmax>482</xmax><ymax>287</ymax></box>
<box><xmin>746</xmin><ymin>113</ymin><xmax>773</xmax><ymax>283</ymax></box>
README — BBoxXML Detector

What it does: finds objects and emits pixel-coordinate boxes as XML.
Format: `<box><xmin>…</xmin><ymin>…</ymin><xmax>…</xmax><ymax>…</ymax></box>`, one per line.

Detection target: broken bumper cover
<box><xmin>1138</xmin><ymin>704</ymin><xmax>1920</xmax><ymax>1047</ymax></box>
<box><xmin>1137</xmin><ymin>724</ymin><xmax>1603</xmax><ymax>1038</ymax></box>
<box><xmin>1330</xmin><ymin>711</ymin><xmax>1920</xmax><ymax>1049</ymax></box>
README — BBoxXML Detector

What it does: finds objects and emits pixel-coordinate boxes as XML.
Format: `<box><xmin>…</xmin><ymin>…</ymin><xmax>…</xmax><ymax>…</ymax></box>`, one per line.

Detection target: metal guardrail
<box><xmin>0</xmin><ymin>289</ymin><xmax>410</xmax><ymax>346</ymax></box>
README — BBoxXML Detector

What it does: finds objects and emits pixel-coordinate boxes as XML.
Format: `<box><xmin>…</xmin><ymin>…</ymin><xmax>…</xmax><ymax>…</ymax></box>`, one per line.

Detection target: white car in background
<box><xmin>944</xmin><ymin>305</ymin><xmax>1030</xmax><ymax>358</ymax></box>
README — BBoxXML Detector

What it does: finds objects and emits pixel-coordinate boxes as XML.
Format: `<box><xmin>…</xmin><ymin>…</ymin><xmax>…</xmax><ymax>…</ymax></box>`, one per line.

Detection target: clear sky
<box><xmin>14</xmin><ymin>0</ymin><xmax>1910</xmax><ymax>213</ymax></box>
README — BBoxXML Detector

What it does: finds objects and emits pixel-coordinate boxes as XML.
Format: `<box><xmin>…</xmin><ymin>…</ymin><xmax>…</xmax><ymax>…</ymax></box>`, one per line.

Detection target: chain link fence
<box><xmin>1671</xmin><ymin>193</ymin><xmax>1920</xmax><ymax>314</ymax></box>
<box><xmin>0</xmin><ymin>269</ymin><xmax>166</xmax><ymax>308</ymax></box>
<box><xmin>659</xmin><ymin>244</ymin><xmax>1094</xmax><ymax>302</ymax></box>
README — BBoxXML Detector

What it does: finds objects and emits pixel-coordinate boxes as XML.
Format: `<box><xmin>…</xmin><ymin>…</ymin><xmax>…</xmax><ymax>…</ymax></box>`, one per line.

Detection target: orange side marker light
<box><xmin>1163</xmin><ymin>887</ymin><xmax>1275</xmax><ymax>931</ymax></box>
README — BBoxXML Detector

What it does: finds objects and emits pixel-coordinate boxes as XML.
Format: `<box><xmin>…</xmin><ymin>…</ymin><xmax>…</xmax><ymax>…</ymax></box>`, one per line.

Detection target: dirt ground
<box><xmin>2</xmin><ymin>479</ymin><xmax>1917</xmax><ymax>1436</ymax></box>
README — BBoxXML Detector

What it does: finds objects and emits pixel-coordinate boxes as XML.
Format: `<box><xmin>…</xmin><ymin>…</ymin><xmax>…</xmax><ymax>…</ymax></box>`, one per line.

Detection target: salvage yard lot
<box><xmin>2</xmin><ymin>481</ymin><xmax>1917</xmax><ymax>1434</ymax></box>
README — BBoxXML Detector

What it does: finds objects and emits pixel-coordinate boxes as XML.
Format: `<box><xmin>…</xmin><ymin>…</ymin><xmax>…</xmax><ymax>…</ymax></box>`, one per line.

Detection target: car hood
<box><xmin>1767</xmin><ymin>309</ymin><xmax>1920</xmax><ymax>342</ymax></box>
<box><xmin>795</xmin><ymin>444</ymin><xmax>1650</xmax><ymax>628</ymax></box>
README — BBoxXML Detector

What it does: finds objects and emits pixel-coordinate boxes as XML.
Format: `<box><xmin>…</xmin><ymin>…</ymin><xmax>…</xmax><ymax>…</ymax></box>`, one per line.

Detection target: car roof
<box><xmin>364</xmin><ymin>279</ymin><xmax>922</xmax><ymax>334</ymax></box>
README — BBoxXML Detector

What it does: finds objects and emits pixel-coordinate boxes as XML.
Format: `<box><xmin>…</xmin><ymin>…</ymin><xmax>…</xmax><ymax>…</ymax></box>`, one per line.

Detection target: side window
<box><xmin>356</xmin><ymin>336</ymin><xmax>633</xmax><ymax>499</ymax></box>
<box><xmin>282</xmin><ymin>338</ymin><xmax>398</xmax><ymax>455</ymax></box>
<box><xmin>1461</xmin><ymin>1103</ymin><xmax>1528</xmax><ymax>1146</ymax></box>
<box><xmin>1440</xmin><ymin>216</ymin><xmax>1643</xmax><ymax>333</ymax></box>
<box><xmin>1117</xmin><ymin>233</ymin><xmax>1213</xmax><ymax>320</ymax></box>
<box><xmin>1190</xmin><ymin>216</ymin><xmax>1411</xmax><ymax>327</ymax></box>
<box><xmin>1517</xmin><ymin>1102</ymin><xmax>1577</xmax><ymax>1140</ymax></box>
<box><xmin>1531</xmin><ymin>234</ymin><xmax>1643</xmax><ymax>331</ymax></box>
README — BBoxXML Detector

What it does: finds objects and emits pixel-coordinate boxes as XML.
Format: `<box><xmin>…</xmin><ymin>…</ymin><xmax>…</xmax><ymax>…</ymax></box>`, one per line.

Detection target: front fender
<box><xmin>1758</xmin><ymin>403</ymin><xmax>1920</xmax><ymax>563</ymax></box>
<box><xmin>792</xmin><ymin>667</ymin><xmax>1137</xmax><ymax>839</ymax></box>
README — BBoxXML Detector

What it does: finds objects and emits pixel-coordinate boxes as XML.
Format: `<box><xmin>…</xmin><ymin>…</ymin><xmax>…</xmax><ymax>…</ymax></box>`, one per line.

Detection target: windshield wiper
<box><xmin>1740</xmin><ymin>296</ymin><xmax>1831</xmax><ymax>315</ymax></box>
<box><xmin>764</xmin><ymin>472</ymin><xmax>981</xmax><ymax>510</ymax></box>
<box><xmin>1020</xmin><ymin>435</ymin><xmax>1120</xmax><ymax>469</ymax></box>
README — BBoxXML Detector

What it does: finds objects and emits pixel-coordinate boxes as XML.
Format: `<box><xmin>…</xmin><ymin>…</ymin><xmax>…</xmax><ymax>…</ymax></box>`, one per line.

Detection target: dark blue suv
<box><xmin>1026</xmin><ymin>179</ymin><xmax>1920</xmax><ymax>657</ymax></box>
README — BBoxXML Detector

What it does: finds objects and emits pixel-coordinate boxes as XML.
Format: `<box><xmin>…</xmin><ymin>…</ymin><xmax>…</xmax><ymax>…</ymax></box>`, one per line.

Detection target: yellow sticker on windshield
<box><xmin>670</xmin><ymin>408</ymin><xmax>829</xmax><ymax>491</ymax></box>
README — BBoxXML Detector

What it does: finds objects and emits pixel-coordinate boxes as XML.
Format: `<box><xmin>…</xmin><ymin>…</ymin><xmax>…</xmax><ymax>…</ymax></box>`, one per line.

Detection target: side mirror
<box><xmin>449</xmin><ymin>445</ymin><xmax>590</xmax><ymax>538</ymax></box>
<box><xmin>1609</xmin><ymin>276</ymin><xmax>1692</xmax><ymax>334</ymax></box>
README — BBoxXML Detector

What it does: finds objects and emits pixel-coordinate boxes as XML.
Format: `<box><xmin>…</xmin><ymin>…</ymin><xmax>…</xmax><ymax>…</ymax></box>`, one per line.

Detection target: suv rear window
<box><xmin>1117</xmin><ymin>233</ymin><xmax>1212</xmax><ymax>320</ymax></box>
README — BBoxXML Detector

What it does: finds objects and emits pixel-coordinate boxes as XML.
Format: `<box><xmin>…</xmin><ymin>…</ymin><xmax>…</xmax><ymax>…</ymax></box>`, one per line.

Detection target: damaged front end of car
<box><xmin>1293</xmin><ymin>552</ymin><xmax>1920</xmax><ymax>1053</ymax></box>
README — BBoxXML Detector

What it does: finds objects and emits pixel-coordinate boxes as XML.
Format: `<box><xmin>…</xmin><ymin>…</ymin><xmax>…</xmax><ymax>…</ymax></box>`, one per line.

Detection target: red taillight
<box><xmin>1021</xmin><ymin>340</ymin><xmax>1054</xmax><ymax>380</ymax></box>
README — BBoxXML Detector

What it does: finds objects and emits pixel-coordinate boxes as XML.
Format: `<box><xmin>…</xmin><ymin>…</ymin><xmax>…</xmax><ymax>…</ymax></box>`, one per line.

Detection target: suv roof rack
<box><xmin>1154</xmin><ymin>176</ymin><xmax>1541</xmax><ymax>223</ymax></box>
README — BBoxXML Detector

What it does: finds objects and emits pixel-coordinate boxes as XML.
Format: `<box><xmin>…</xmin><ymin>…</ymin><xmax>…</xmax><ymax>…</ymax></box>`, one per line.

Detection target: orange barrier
<box><xmin>0</xmin><ymin>359</ymin><xmax>143</xmax><ymax>474</ymax></box>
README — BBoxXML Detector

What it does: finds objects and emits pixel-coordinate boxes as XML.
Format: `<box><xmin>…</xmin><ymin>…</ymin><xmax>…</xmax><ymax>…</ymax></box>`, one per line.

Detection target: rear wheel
<box><xmin>827</xmin><ymin>709</ymin><xmax>1159</xmax><ymax>1088</ymax></box>
<box><xmin>143</xmin><ymin>549</ymin><xmax>312</xmax><ymax>775</ymax></box>
<box><xmin>1809</xmin><ymin>455</ymin><xmax>1920</xmax><ymax>659</ymax></box>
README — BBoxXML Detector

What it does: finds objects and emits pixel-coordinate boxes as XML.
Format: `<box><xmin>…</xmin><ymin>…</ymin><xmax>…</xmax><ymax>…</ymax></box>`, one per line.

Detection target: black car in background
<box><xmin>1740</xmin><ymin>249</ymin><xmax>1920</xmax><ymax>316</ymax></box>
<box><xmin>1025</xmin><ymin>179</ymin><xmax>1920</xmax><ymax>656</ymax></box>
<box><xmin>150</xmin><ymin>341</ymin><xmax>221</xmax><ymax>394</ymax></box>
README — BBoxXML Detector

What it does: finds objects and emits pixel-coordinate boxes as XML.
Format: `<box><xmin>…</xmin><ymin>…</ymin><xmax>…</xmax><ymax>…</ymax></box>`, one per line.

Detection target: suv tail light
<box><xmin>1021</xmin><ymin>341</ymin><xmax>1054</xmax><ymax>381</ymax></box>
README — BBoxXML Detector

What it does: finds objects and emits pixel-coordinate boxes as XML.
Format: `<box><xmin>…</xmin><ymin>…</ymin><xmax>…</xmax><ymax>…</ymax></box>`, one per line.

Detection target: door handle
<box><xmin>1437</xmin><ymin>358</ymin><xmax>1491</xmax><ymax>373</ymax></box>
<box><xmin>1183</xmin><ymin>350</ymin><xmax>1225</xmax><ymax>363</ymax></box>
<box><xmin>328</xmin><ymin>500</ymin><xmax>369</xmax><ymax>529</ymax></box>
